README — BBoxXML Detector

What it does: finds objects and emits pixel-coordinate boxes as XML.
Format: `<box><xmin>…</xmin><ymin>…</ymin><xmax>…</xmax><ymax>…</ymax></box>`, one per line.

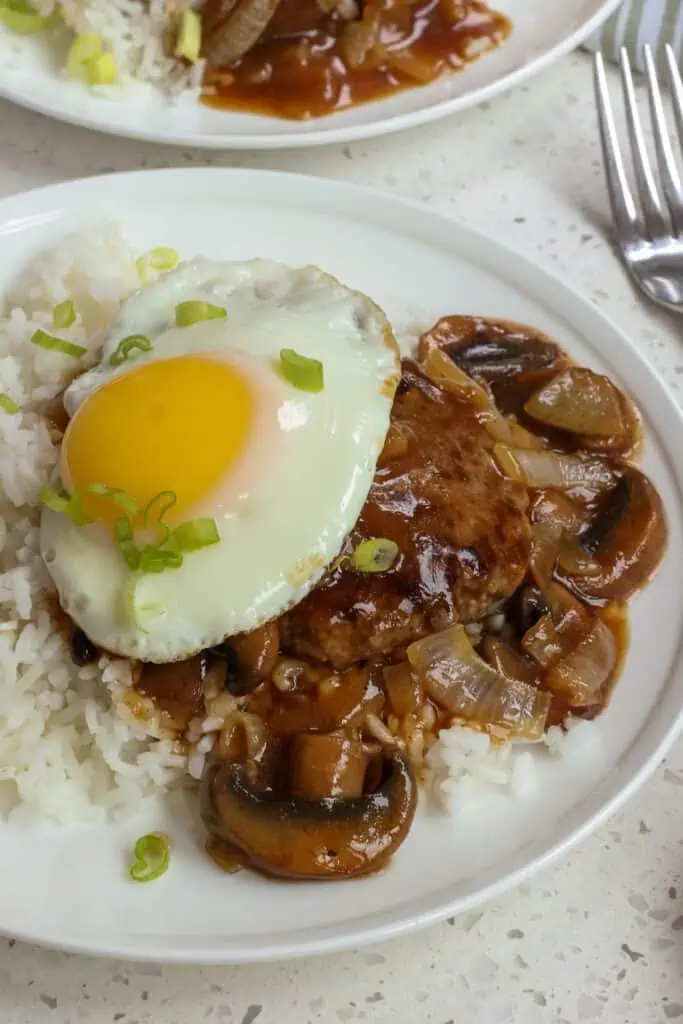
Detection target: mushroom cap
<box><xmin>200</xmin><ymin>749</ymin><xmax>417</xmax><ymax>879</ymax></box>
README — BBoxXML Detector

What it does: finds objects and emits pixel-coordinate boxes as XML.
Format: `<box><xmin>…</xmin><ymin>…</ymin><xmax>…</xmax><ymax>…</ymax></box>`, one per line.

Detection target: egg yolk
<box><xmin>61</xmin><ymin>354</ymin><xmax>254</xmax><ymax>525</ymax></box>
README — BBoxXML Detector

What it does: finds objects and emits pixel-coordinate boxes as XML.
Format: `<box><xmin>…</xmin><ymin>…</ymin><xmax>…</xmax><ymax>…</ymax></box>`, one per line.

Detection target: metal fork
<box><xmin>594</xmin><ymin>44</ymin><xmax>683</xmax><ymax>312</ymax></box>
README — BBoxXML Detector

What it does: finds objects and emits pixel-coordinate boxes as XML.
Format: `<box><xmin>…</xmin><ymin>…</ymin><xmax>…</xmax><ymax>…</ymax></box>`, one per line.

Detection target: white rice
<box><xmin>428</xmin><ymin>717</ymin><xmax>597</xmax><ymax>811</ymax></box>
<box><xmin>0</xmin><ymin>225</ymin><xmax>188</xmax><ymax>825</ymax></box>
<box><xmin>0</xmin><ymin>223</ymin><xmax>595</xmax><ymax>828</ymax></box>
<box><xmin>0</xmin><ymin>1</ymin><xmax>204</xmax><ymax>98</ymax></box>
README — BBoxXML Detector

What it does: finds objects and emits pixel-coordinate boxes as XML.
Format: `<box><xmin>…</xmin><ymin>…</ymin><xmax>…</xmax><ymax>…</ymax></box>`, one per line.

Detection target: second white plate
<box><xmin>0</xmin><ymin>0</ymin><xmax>619</xmax><ymax>148</ymax></box>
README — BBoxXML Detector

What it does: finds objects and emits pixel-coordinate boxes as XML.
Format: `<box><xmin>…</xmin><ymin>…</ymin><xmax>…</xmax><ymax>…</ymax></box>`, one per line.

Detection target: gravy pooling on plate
<box><xmin>201</xmin><ymin>0</ymin><xmax>511</xmax><ymax>120</ymax></box>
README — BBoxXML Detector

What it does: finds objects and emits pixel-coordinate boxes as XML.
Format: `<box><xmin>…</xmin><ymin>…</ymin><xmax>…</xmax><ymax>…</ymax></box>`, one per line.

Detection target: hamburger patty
<box><xmin>281</xmin><ymin>361</ymin><xmax>532</xmax><ymax>669</ymax></box>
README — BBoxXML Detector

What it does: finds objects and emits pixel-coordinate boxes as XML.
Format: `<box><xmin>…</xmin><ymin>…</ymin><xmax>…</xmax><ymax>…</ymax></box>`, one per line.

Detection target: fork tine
<box><xmin>593</xmin><ymin>52</ymin><xmax>641</xmax><ymax>247</ymax></box>
<box><xmin>619</xmin><ymin>46</ymin><xmax>671</xmax><ymax>239</ymax></box>
<box><xmin>644</xmin><ymin>45</ymin><xmax>683</xmax><ymax>235</ymax></box>
<box><xmin>665</xmin><ymin>44</ymin><xmax>683</xmax><ymax>158</ymax></box>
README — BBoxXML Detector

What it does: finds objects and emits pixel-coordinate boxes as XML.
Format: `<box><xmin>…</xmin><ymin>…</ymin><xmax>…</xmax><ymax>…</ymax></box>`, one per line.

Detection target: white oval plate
<box><xmin>0</xmin><ymin>168</ymin><xmax>681</xmax><ymax>964</ymax></box>
<box><xmin>0</xmin><ymin>0</ymin><xmax>618</xmax><ymax>149</ymax></box>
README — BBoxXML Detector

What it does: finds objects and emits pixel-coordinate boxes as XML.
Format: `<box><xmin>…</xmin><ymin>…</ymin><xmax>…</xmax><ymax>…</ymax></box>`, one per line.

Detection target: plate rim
<box><xmin>0</xmin><ymin>167</ymin><xmax>682</xmax><ymax>964</ymax></box>
<box><xmin>0</xmin><ymin>0</ymin><xmax>619</xmax><ymax>150</ymax></box>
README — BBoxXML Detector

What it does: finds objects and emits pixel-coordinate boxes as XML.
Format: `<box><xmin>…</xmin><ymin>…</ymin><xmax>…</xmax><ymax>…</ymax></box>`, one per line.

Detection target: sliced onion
<box><xmin>422</xmin><ymin>345</ymin><xmax>493</xmax><ymax>414</ymax></box>
<box><xmin>377</xmin><ymin>44</ymin><xmax>442</xmax><ymax>83</ymax></box>
<box><xmin>522</xmin><ymin>580</ymin><xmax>613</xmax><ymax>705</ymax></box>
<box><xmin>545</xmin><ymin>618</ymin><xmax>616</xmax><ymax>704</ymax></box>
<box><xmin>493</xmin><ymin>445</ymin><xmax>616</xmax><ymax>490</ymax></box>
<box><xmin>407</xmin><ymin>624</ymin><xmax>550</xmax><ymax>739</ymax></box>
<box><xmin>383</xmin><ymin>662</ymin><xmax>422</xmax><ymax>717</ymax></box>
<box><xmin>521</xmin><ymin>613</ymin><xmax>565</xmax><ymax>668</ymax></box>
<box><xmin>531</xmin><ymin>490</ymin><xmax>586</xmax><ymax>533</ymax></box>
<box><xmin>524</xmin><ymin>367</ymin><xmax>625</xmax><ymax>438</ymax></box>
<box><xmin>480</xmin><ymin>636</ymin><xmax>539</xmax><ymax>686</ymax></box>
<box><xmin>341</xmin><ymin>14</ymin><xmax>380</xmax><ymax>68</ymax></box>
<box><xmin>203</xmin><ymin>0</ymin><xmax>280</xmax><ymax>66</ymax></box>
<box><xmin>529</xmin><ymin>520</ymin><xmax>562</xmax><ymax>590</ymax></box>
<box><xmin>522</xmin><ymin>581</ymin><xmax>587</xmax><ymax>667</ymax></box>
<box><xmin>422</xmin><ymin>345</ymin><xmax>531</xmax><ymax>446</ymax></box>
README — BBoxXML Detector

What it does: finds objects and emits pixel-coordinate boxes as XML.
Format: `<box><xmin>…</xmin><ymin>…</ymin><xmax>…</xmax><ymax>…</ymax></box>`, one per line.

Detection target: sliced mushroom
<box><xmin>202</xmin><ymin>0</ymin><xmax>281</xmax><ymax>66</ymax></box>
<box><xmin>289</xmin><ymin>733</ymin><xmax>367</xmax><ymax>799</ymax></box>
<box><xmin>200</xmin><ymin>749</ymin><xmax>416</xmax><ymax>879</ymax></box>
<box><xmin>506</xmin><ymin>584</ymin><xmax>548</xmax><ymax>638</ymax></box>
<box><xmin>418</xmin><ymin>315</ymin><xmax>567</xmax><ymax>415</ymax></box>
<box><xmin>568</xmin><ymin>467</ymin><xmax>667</xmax><ymax>602</ymax></box>
<box><xmin>255</xmin><ymin>664</ymin><xmax>380</xmax><ymax>734</ymax></box>
<box><xmin>137</xmin><ymin>654</ymin><xmax>213</xmax><ymax>729</ymax></box>
<box><xmin>205</xmin><ymin>621</ymin><xmax>280</xmax><ymax>697</ymax></box>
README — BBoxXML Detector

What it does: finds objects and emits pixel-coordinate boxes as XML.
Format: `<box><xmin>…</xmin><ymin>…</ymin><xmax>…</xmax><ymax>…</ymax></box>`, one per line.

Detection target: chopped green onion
<box><xmin>136</xmin><ymin>247</ymin><xmax>180</xmax><ymax>283</ymax></box>
<box><xmin>170</xmin><ymin>518</ymin><xmax>220</xmax><ymax>553</ymax></box>
<box><xmin>129</xmin><ymin>832</ymin><xmax>171</xmax><ymax>883</ymax></box>
<box><xmin>109</xmin><ymin>334</ymin><xmax>153</xmax><ymax>368</ymax></box>
<box><xmin>138</xmin><ymin>546</ymin><xmax>183</xmax><ymax>574</ymax></box>
<box><xmin>143</xmin><ymin>490</ymin><xmax>177</xmax><ymax>542</ymax></box>
<box><xmin>40</xmin><ymin>484</ymin><xmax>91</xmax><ymax>525</ymax></box>
<box><xmin>53</xmin><ymin>299</ymin><xmax>76</xmax><ymax>329</ymax></box>
<box><xmin>115</xmin><ymin>517</ymin><xmax>140</xmax><ymax>570</ymax></box>
<box><xmin>174</xmin><ymin>8</ymin><xmax>201</xmax><ymax>63</ymax></box>
<box><xmin>279</xmin><ymin>348</ymin><xmax>324</xmax><ymax>393</ymax></box>
<box><xmin>0</xmin><ymin>393</ymin><xmax>19</xmax><ymax>414</ymax></box>
<box><xmin>41</xmin><ymin>482</ymin><xmax>139</xmax><ymax>527</ymax></box>
<box><xmin>65</xmin><ymin>32</ymin><xmax>102</xmax><ymax>81</ymax></box>
<box><xmin>40</xmin><ymin>484</ymin><xmax>72</xmax><ymax>515</ymax></box>
<box><xmin>85</xmin><ymin>484</ymin><xmax>140</xmax><ymax>519</ymax></box>
<box><xmin>351</xmin><ymin>537</ymin><xmax>399</xmax><ymax>573</ymax></box>
<box><xmin>30</xmin><ymin>329</ymin><xmax>86</xmax><ymax>359</ymax></box>
<box><xmin>88</xmin><ymin>51</ymin><xmax>117</xmax><ymax>86</ymax></box>
<box><xmin>175</xmin><ymin>301</ymin><xmax>227</xmax><ymax>327</ymax></box>
<box><xmin>64</xmin><ymin>31</ymin><xmax>116</xmax><ymax>86</ymax></box>
<box><xmin>0</xmin><ymin>0</ymin><xmax>59</xmax><ymax>34</ymax></box>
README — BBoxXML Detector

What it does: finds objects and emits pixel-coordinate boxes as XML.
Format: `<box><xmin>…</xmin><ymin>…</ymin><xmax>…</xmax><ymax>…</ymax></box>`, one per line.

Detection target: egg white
<box><xmin>40</xmin><ymin>259</ymin><xmax>400</xmax><ymax>662</ymax></box>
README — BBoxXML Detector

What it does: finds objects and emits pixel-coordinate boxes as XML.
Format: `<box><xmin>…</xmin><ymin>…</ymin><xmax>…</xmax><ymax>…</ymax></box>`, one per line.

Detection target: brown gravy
<box><xmin>202</xmin><ymin>0</ymin><xmax>510</xmax><ymax>120</ymax></box>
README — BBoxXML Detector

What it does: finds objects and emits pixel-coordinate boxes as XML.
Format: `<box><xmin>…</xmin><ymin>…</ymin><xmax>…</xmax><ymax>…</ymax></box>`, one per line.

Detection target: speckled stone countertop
<box><xmin>0</xmin><ymin>48</ymin><xmax>682</xmax><ymax>1024</ymax></box>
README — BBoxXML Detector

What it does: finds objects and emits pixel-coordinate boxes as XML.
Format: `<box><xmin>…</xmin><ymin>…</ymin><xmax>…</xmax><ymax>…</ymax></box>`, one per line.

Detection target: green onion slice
<box><xmin>0</xmin><ymin>393</ymin><xmax>19</xmax><ymax>414</ymax></box>
<box><xmin>53</xmin><ymin>299</ymin><xmax>76</xmax><ymax>329</ymax></box>
<box><xmin>136</xmin><ymin>247</ymin><xmax>179</xmax><ymax>283</ymax></box>
<box><xmin>85</xmin><ymin>483</ymin><xmax>140</xmax><ymax>519</ymax></box>
<box><xmin>174</xmin><ymin>9</ymin><xmax>202</xmax><ymax>63</ymax></box>
<box><xmin>279</xmin><ymin>348</ymin><xmax>324</xmax><ymax>393</ymax></box>
<box><xmin>0</xmin><ymin>0</ymin><xmax>59</xmax><ymax>34</ymax></box>
<box><xmin>143</xmin><ymin>490</ymin><xmax>177</xmax><ymax>541</ymax></box>
<box><xmin>351</xmin><ymin>537</ymin><xmax>399</xmax><ymax>573</ymax></box>
<box><xmin>170</xmin><ymin>518</ymin><xmax>220</xmax><ymax>553</ymax></box>
<box><xmin>138</xmin><ymin>546</ymin><xmax>183</xmax><ymax>574</ymax></box>
<box><xmin>66</xmin><ymin>32</ymin><xmax>102</xmax><ymax>80</ymax></box>
<box><xmin>40</xmin><ymin>484</ymin><xmax>91</xmax><ymax>525</ymax></box>
<box><xmin>109</xmin><ymin>334</ymin><xmax>153</xmax><ymax>368</ymax></box>
<box><xmin>41</xmin><ymin>482</ymin><xmax>139</xmax><ymax>527</ymax></box>
<box><xmin>115</xmin><ymin>517</ymin><xmax>140</xmax><ymax>570</ymax></box>
<box><xmin>30</xmin><ymin>329</ymin><xmax>86</xmax><ymax>359</ymax></box>
<box><xmin>88</xmin><ymin>51</ymin><xmax>117</xmax><ymax>85</ymax></box>
<box><xmin>129</xmin><ymin>832</ymin><xmax>171</xmax><ymax>883</ymax></box>
<box><xmin>175</xmin><ymin>301</ymin><xmax>227</xmax><ymax>327</ymax></box>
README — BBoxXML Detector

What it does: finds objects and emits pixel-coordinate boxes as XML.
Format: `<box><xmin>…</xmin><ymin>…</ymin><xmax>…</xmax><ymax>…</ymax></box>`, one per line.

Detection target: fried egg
<box><xmin>40</xmin><ymin>259</ymin><xmax>400</xmax><ymax>662</ymax></box>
